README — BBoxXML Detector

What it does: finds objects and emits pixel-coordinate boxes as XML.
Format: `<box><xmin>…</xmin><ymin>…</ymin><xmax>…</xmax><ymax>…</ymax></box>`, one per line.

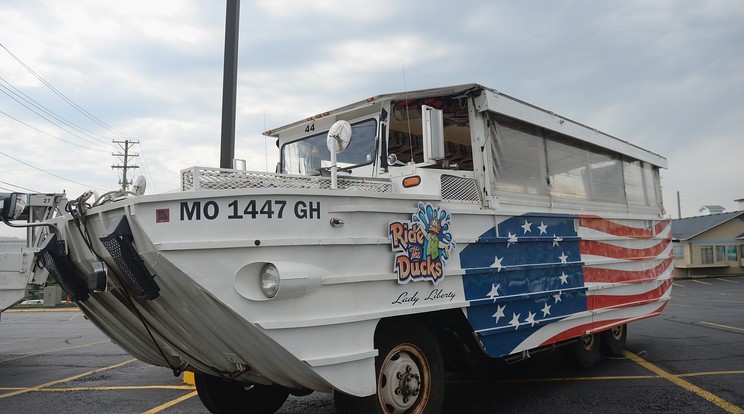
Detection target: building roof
<box><xmin>672</xmin><ymin>210</ymin><xmax>744</xmax><ymax>241</ymax></box>
<box><xmin>699</xmin><ymin>205</ymin><xmax>725</xmax><ymax>212</ymax></box>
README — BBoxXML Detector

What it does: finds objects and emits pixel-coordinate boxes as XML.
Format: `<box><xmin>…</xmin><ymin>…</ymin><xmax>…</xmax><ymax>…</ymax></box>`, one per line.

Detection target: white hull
<box><xmin>50</xmin><ymin>178</ymin><xmax>670</xmax><ymax>396</ymax></box>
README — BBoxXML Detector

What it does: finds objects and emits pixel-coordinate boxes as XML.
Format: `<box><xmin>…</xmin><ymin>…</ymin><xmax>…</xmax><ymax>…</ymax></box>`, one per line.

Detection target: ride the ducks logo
<box><xmin>388</xmin><ymin>202</ymin><xmax>455</xmax><ymax>284</ymax></box>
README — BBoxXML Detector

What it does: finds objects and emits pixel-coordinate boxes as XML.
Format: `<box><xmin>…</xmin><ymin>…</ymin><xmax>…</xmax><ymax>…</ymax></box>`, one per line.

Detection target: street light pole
<box><xmin>220</xmin><ymin>0</ymin><xmax>240</xmax><ymax>169</ymax></box>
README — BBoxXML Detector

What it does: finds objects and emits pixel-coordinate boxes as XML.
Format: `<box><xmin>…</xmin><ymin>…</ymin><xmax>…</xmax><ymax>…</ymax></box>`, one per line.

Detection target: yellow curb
<box><xmin>5</xmin><ymin>308</ymin><xmax>80</xmax><ymax>313</ymax></box>
<box><xmin>182</xmin><ymin>371</ymin><xmax>195</xmax><ymax>386</ymax></box>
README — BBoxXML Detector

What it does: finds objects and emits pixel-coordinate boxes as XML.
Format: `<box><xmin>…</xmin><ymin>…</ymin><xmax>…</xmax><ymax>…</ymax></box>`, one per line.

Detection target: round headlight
<box><xmin>260</xmin><ymin>263</ymin><xmax>280</xmax><ymax>298</ymax></box>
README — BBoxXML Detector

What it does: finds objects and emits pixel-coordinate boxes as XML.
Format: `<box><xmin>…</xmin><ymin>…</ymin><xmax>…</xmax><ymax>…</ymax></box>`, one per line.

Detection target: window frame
<box><xmin>280</xmin><ymin>118</ymin><xmax>378</xmax><ymax>176</ymax></box>
<box><xmin>715</xmin><ymin>245</ymin><xmax>726</xmax><ymax>263</ymax></box>
<box><xmin>701</xmin><ymin>245</ymin><xmax>714</xmax><ymax>264</ymax></box>
<box><xmin>727</xmin><ymin>245</ymin><xmax>738</xmax><ymax>262</ymax></box>
<box><xmin>484</xmin><ymin>112</ymin><xmax>663</xmax><ymax>214</ymax></box>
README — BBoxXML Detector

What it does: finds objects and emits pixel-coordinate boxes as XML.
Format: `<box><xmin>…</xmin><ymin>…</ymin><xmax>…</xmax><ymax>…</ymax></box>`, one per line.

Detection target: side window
<box><xmin>545</xmin><ymin>136</ymin><xmax>589</xmax><ymax>200</ymax></box>
<box><xmin>715</xmin><ymin>246</ymin><xmax>726</xmax><ymax>263</ymax></box>
<box><xmin>388</xmin><ymin>98</ymin><xmax>473</xmax><ymax>170</ymax></box>
<box><xmin>482</xmin><ymin>111</ymin><xmax>663</xmax><ymax>213</ymax></box>
<box><xmin>672</xmin><ymin>246</ymin><xmax>684</xmax><ymax>259</ymax></box>
<box><xmin>701</xmin><ymin>246</ymin><xmax>713</xmax><ymax>264</ymax></box>
<box><xmin>489</xmin><ymin>116</ymin><xmax>548</xmax><ymax>196</ymax></box>
<box><xmin>545</xmin><ymin>132</ymin><xmax>624</xmax><ymax>204</ymax></box>
<box><xmin>727</xmin><ymin>245</ymin><xmax>737</xmax><ymax>261</ymax></box>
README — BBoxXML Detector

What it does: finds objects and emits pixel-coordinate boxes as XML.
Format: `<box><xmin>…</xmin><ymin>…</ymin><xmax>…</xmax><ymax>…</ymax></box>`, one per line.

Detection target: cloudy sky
<box><xmin>1</xmin><ymin>0</ymin><xmax>742</xmax><ymax>237</ymax></box>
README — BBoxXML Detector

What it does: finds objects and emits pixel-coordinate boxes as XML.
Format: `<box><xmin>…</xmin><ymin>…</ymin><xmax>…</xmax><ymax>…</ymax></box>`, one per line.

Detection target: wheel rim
<box><xmin>378</xmin><ymin>343</ymin><xmax>430</xmax><ymax>414</ymax></box>
<box><xmin>610</xmin><ymin>326</ymin><xmax>624</xmax><ymax>341</ymax></box>
<box><xmin>579</xmin><ymin>334</ymin><xmax>596</xmax><ymax>351</ymax></box>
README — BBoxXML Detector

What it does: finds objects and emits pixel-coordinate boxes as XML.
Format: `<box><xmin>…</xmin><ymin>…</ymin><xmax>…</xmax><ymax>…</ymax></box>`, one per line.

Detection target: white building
<box><xmin>699</xmin><ymin>205</ymin><xmax>726</xmax><ymax>216</ymax></box>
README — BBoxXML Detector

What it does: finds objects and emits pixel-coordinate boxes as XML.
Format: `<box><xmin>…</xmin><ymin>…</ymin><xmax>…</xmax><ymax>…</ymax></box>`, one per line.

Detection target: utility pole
<box><xmin>111</xmin><ymin>139</ymin><xmax>140</xmax><ymax>192</ymax></box>
<box><xmin>677</xmin><ymin>191</ymin><xmax>682</xmax><ymax>219</ymax></box>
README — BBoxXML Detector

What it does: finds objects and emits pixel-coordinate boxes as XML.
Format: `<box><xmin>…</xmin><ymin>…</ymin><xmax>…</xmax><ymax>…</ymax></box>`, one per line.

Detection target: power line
<box><xmin>0</xmin><ymin>76</ymin><xmax>112</xmax><ymax>147</ymax></box>
<box><xmin>136</xmin><ymin>141</ymin><xmax>156</xmax><ymax>193</ymax></box>
<box><xmin>0</xmin><ymin>108</ymin><xmax>110</xmax><ymax>153</ymax></box>
<box><xmin>0</xmin><ymin>42</ymin><xmax>126</xmax><ymax>141</ymax></box>
<box><xmin>0</xmin><ymin>150</ymin><xmax>104</xmax><ymax>190</ymax></box>
<box><xmin>0</xmin><ymin>43</ymin><xmax>154</xmax><ymax>189</ymax></box>
<box><xmin>0</xmin><ymin>180</ymin><xmax>39</xmax><ymax>193</ymax></box>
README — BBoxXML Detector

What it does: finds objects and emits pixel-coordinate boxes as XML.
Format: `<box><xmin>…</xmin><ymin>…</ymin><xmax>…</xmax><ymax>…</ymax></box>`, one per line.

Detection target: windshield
<box><xmin>281</xmin><ymin>118</ymin><xmax>377</xmax><ymax>175</ymax></box>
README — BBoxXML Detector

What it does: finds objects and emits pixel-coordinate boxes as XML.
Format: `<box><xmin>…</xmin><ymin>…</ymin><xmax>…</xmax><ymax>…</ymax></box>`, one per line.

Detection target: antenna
<box><xmin>264</xmin><ymin>108</ymin><xmax>269</xmax><ymax>172</ymax></box>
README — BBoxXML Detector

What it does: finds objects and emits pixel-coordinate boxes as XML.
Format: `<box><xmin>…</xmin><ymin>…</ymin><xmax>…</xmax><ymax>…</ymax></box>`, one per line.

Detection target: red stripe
<box><xmin>583</xmin><ymin>258</ymin><xmax>673</xmax><ymax>283</ymax></box>
<box><xmin>540</xmin><ymin>322</ymin><xmax>596</xmax><ymax>345</ymax></box>
<box><xmin>538</xmin><ymin>302</ymin><xmax>668</xmax><ymax>346</ymax></box>
<box><xmin>579</xmin><ymin>237</ymin><xmax>670</xmax><ymax>260</ymax></box>
<box><xmin>588</xmin><ymin>279</ymin><xmax>673</xmax><ymax>311</ymax></box>
<box><xmin>579</xmin><ymin>216</ymin><xmax>670</xmax><ymax>239</ymax></box>
<box><xmin>655</xmin><ymin>219</ymin><xmax>671</xmax><ymax>235</ymax></box>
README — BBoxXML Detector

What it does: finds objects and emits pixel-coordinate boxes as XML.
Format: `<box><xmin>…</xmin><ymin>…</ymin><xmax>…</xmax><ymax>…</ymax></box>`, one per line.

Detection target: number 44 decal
<box><xmin>304</xmin><ymin>123</ymin><xmax>315</xmax><ymax>133</ymax></box>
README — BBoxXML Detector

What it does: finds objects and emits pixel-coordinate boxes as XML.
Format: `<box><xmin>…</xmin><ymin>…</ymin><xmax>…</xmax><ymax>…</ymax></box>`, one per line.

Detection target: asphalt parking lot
<box><xmin>1</xmin><ymin>276</ymin><xmax>743</xmax><ymax>413</ymax></box>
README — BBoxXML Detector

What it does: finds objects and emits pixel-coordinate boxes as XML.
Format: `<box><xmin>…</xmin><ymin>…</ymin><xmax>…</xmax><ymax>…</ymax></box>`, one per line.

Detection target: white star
<box><xmin>553</xmin><ymin>292</ymin><xmax>562</xmax><ymax>303</ymax></box>
<box><xmin>521</xmin><ymin>219</ymin><xmax>532</xmax><ymax>234</ymax></box>
<box><xmin>491</xmin><ymin>256</ymin><xmax>504</xmax><ymax>272</ymax></box>
<box><xmin>559</xmin><ymin>272</ymin><xmax>569</xmax><ymax>284</ymax></box>
<box><xmin>559</xmin><ymin>252</ymin><xmax>569</xmax><ymax>264</ymax></box>
<box><xmin>541</xmin><ymin>302</ymin><xmax>552</xmax><ymax>317</ymax></box>
<box><xmin>525</xmin><ymin>311</ymin><xmax>537</xmax><ymax>327</ymax></box>
<box><xmin>507</xmin><ymin>232</ymin><xmax>518</xmax><ymax>248</ymax></box>
<box><xmin>492</xmin><ymin>304</ymin><xmax>506</xmax><ymax>323</ymax></box>
<box><xmin>487</xmin><ymin>283</ymin><xmax>501</xmax><ymax>301</ymax></box>
<box><xmin>552</xmin><ymin>235</ymin><xmax>563</xmax><ymax>247</ymax></box>
<box><xmin>508</xmin><ymin>313</ymin><xmax>521</xmax><ymax>330</ymax></box>
<box><xmin>538</xmin><ymin>222</ymin><xmax>548</xmax><ymax>235</ymax></box>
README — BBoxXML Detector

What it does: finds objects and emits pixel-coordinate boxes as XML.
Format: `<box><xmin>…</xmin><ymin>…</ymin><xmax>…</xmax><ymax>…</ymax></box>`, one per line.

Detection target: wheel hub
<box><xmin>396</xmin><ymin>365</ymin><xmax>421</xmax><ymax>402</ymax></box>
<box><xmin>380</xmin><ymin>350</ymin><xmax>423</xmax><ymax>413</ymax></box>
<box><xmin>580</xmin><ymin>334</ymin><xmax>595</xmax><ymax>351</ymax></box>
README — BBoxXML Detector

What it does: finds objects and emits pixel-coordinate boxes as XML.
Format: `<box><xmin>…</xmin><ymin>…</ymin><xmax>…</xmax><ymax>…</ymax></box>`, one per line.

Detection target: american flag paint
<box><xmin>459</xmin><ymin>213</ymin><xmax>672</xmax><ymax>358</ymax></box>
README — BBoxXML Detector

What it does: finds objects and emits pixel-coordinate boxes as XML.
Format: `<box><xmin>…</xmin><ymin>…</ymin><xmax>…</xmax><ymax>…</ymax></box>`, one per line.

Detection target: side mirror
<box><xmin>326</xmin><ymin>120</ymin><xmax>352</xmax><ymax>189</ymax></box>
<box><xmin>422</xmin><ymin>105</ymin><xmax>445</xmax><ymax>162</ymax></box>
<box><xmin>132</xmin><ymin>176</ymin><xmax>147</xmax><ymax>196</ymax></box>
<box><xmin>0</xmin><ymin>192</ymin><xmax>28</xmax><ymax>221</ymax></box>
<box><xmin>327</xmin><ymin>120</ymin><xmax>352</xmax><ymax>154</ymax></box>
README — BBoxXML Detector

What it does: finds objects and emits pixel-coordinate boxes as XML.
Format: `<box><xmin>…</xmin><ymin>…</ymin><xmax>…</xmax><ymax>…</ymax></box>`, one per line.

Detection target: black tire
<box><xmin>334</xmin><ymin>320</ymin><xmax>445</xmax><ymax>414</ymax></box>
<box><xmin>560</xmin><ymin>333</ymin><xmax>601</xmax><ymax>369</ymax></box>
<box><xmin>194</xmin><ymin>372</ymin><xmax>289</xmax><ymax>414</ymax></box>
<box><xmin>600</xmin><ymin>324</ymin><xmax>627</xmax><ymax>356</ymax></box>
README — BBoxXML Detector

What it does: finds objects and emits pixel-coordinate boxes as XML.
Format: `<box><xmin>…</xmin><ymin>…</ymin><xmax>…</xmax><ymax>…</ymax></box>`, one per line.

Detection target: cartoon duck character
<box><xmin>425</xmin><ymin>217</ymin><xmax>442</xmax><ymax>260</ymax></box>
<box><xmin>413</xmin><ymin>202</ymin><xmax>453</xmax><ymax>267</ymax></box>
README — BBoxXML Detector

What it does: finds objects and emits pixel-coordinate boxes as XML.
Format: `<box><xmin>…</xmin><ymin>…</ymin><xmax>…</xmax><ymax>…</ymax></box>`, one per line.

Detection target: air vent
<box><xmin>441</xmin><ymin>174</ymin><xmax>480</xmax><ymax>203</ymax></box>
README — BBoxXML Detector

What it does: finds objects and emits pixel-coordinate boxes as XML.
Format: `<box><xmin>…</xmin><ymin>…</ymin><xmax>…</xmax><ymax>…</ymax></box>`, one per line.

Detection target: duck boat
<box><xmin>1</xmin><ymin>83</ymin><xmax>672</xmax><ymax>413</ymax></box>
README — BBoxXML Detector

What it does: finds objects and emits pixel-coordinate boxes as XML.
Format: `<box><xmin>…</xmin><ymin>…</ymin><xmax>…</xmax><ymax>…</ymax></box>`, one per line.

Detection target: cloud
<box><xmin>1</xmin><ymin>0</ymin><xmax>744</xmax><ymax>240</ymax></box>
<box><xmin>256</xmin><ymin>0</ymin><xmax>398</xmax><ymax>21</ymax></box>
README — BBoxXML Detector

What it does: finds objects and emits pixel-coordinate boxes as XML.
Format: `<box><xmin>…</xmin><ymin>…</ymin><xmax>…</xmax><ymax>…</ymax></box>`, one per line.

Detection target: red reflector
<box><xmin>403</xmin><ymin>176</ymin><xmax>421</xmax><ymax>188</ymax></box>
